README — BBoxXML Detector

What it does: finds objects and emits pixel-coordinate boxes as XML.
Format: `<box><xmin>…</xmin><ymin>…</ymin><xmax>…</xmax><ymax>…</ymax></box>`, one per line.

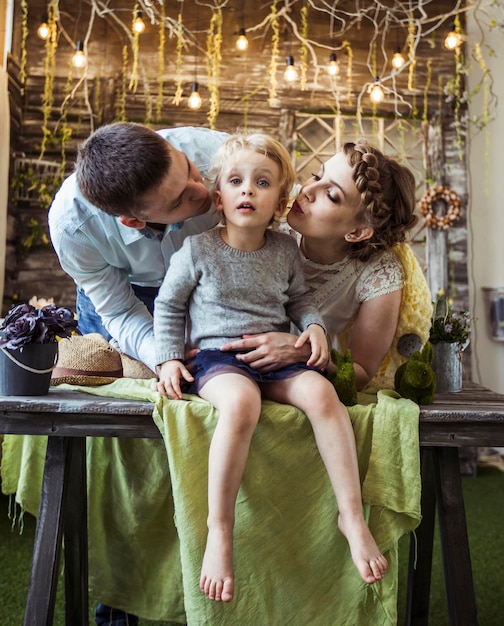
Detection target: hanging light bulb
<box><xmin>368</xmin><ymin>77</ymin><xmax>385</xmax><ymax>104</ymax></box>
<box><xmin>72</xmin><ymin>41</ymin><xmax>86</xmax><ymax>69</ymax></box>
<box><xmin>188</xmin><ymin>82</ymin><xmax>202</xmax><ymax>110</ymax></box>
<box><xmin>132</xmin><ymin>10</ymin><xmax>146</xmax><ymax>35</ymax></box>
<box><xmin>444</xmin><ymin>23</ymin><xmax>463</xmax><ymax>50</ymax></box>
<box><xmin>37</xmin><ymin>14</ymin><xmax>50</xmax><ymax>40</ymax></box>
<box><xmin>327</xmin><ymin>52</ymin><xmax>340</xmax><ymax>76</ymax></box>
<box><xmin>236</xmin><ymin>27</ymin><xmax>248</xmax><ymax>51</ymax></box>
<box><xmin>284</xmin><ymin>55</ymin><xmax>298</xmax><ymax>82</ymax></box>
<box><xmin>391</xmin><ymin>47</ymin><xmax>405</xmax><ymax>70</ymax></box>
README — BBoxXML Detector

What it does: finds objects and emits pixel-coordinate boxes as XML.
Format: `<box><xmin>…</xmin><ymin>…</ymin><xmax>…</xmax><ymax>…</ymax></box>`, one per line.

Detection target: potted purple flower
<box><xmin>429</xmin><ymin>292</ymin><xmax>473</xmax><ymax>393</ymax></box>
<box><xmin>0</xmin><ymin>302</ymin><xmax>80</xmax><ymax>396</ymax></box>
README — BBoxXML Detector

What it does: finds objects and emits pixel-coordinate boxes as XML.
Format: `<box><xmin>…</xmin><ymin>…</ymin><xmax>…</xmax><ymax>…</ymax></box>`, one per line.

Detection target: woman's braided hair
<box><xmin>343</xmin><ymin>139</ymin><xmax>418</xmax><ymax>262</ymax></box>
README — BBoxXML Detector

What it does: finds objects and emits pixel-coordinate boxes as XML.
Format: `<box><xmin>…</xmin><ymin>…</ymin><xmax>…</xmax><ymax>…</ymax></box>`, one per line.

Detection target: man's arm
<box><xmin>58</xmin><ymin>234</ymin><xmax>158</xmax><ymax>369</ymax></box>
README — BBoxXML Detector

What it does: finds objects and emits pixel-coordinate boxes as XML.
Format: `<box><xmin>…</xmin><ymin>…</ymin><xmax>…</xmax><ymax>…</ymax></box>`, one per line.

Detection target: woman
<box><xmin>222</xmin><ymin>138</ymin><xmax>432</xmax><ymax>390</ymax></box>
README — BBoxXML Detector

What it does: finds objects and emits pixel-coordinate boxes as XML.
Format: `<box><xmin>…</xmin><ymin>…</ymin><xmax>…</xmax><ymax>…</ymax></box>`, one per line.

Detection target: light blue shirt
<box><xmin>48</xmin><ymin>127</ymin><xmax>229</xmax><ymax>371</ymax></box>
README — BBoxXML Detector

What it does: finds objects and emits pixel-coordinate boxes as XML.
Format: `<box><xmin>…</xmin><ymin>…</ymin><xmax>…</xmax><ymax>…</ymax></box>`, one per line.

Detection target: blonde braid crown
<box><xmin>343</xmin><ymin>139</ymin><xmax>417</xmax><ymax>261</ymax></box>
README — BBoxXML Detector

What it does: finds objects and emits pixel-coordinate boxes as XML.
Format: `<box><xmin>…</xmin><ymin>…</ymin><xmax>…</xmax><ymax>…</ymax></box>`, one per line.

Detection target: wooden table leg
<box><xmin>24</xmin><ymin>436</ymin><xmax>68</xmax><ymax>626</ymax></box>
<box><xmin>23</xmin><ymin>436</ymin><xmax>89</xmax><ymax>626</ymax></box>
<box><xmin>63</xmin><ymin>437</ymin><xmax>89</xmax><ymax>625</ymax></box>
<box><xmin>433</xmin><ymin>447</ymin><xmax>478</xmax><ymax>626</ymax></box>
<box><xmin>405</xmin><ymin>448</ymin><xmax>437</xmax><ymax>626</ymax></box>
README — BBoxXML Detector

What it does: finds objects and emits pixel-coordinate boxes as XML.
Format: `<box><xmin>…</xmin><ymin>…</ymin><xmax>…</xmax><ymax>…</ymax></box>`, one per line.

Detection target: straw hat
<box><xmin>51</xmin><ymin>333</ymin><xmax>124</xmax><ymax>386</ymax></box>
<box><xmin>51</xmin><ymin>333</ymin><xmax>156</xmax><ymax>386</ymax></box>
<box><xmin>119</xmin><ymin>351</ymin><xmax>156</xmax><ymax>379</ymax></box>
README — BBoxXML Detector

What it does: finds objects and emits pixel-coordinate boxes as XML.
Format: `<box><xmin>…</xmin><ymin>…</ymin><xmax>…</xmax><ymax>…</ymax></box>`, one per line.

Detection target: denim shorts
<box><xmin>182</xmin><ymin>348</ymin><xmax>322</xmax><ymax>394</ymax></box>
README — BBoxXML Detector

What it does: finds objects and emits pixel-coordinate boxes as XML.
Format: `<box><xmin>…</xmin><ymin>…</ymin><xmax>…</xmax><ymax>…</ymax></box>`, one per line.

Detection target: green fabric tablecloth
<box><xmin>1</xmin><ymin>379</ymin><xmax>421</xmax><ymax>625</ymax></box>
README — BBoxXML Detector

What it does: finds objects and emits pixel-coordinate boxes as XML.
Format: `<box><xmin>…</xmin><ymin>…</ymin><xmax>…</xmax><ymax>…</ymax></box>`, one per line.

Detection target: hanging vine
<box><xmin>172</xmin><ymin>9</ymin><xmax>185</xmax><ymax>106</ymax></box>
<box><xmin>473</xmin><ymin>42</ymin><xmax>491</xmax><ymax>191</ymax></box>
<box><xmin>206</xmin><ymin>8</ymin><xmax>223</xmax><ymax>129</ymax></box>
<box><xmin>57</xmin><ymin>62</ymin><xmax>74</xmax><ymax>181</ymax></box>
<box><xmin>452</xmin><ymin>14</ymin><xmax>465</xmax><ymax>160</ymax></box>
<box><xmin>268</xmin><ymin>0</ymin><xmax>280</xmax><ymax>106</ymax></box>
<box><xmin>407</xmin><ymin>13</ymin><xmax>418</xmax><ymax>119</ymax></box>
<box><xmin>19</xmin><ymin>0</ymin><xmax>29</xmax><ymax>90</ymax></box>
<box><xmin>300</xmin><ymin>3</ymin><xmax>309</xmax><ymax>91</ymax></box>
<box><xmin>94</xmin><ymin>61</ymin><xmax>103</xmax><ymax>125</ymax></box>
<box><xmin>422</xmin><ymin>59</ymin><xmax>432</xmax><ymax>123</ymax></box>
<box><xmin>116</xmin><ymin>45</ymin><xmax>128</xmax><ymax>121</ymax></box>
<box><xmin>39</xmin><ymin>0</ymin><xmax>58</xmax><ymax>160</ymax></box>
<box><xmin>156</xmin><ymin>1</ymin><xmax>166</xmax><ymax>121</ymax></box>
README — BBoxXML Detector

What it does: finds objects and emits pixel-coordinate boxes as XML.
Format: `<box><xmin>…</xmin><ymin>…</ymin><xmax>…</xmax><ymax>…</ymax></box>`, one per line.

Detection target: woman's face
<box><xmin>287</xmin><ymin>151</ymin><xmax>363</xmax><ymax>241</ymax></box>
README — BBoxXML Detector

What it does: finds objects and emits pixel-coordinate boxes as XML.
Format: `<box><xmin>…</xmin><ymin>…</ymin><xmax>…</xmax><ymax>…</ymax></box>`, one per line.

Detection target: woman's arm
<box><xmin>348</xmin><ymin>289</ymin><xmax>402</xmax><ymax>390</ymax></box>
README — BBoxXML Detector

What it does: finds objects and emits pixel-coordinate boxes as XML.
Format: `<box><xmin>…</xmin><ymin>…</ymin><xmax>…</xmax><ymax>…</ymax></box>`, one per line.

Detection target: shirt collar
<box><xmin>117</xmin><ymin>219</ymin><xmax>184</xmax><ymax>243</ymax></box>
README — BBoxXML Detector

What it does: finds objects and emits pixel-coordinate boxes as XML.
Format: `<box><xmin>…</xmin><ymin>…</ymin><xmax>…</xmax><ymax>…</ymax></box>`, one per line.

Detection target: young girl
<box><xmin>154</xmin><ymin>133</ymin><xmax>387</xmax><ymax>603</ymax></box>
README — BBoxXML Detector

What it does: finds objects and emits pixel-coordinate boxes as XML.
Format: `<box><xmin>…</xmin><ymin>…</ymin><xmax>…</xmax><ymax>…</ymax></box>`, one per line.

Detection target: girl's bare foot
<box><xmin>338</xmin><ymin>513</ymin><xmax>388</xmax><ymax>584</ymax></box>
<box><xmin>199</xmin><ymin>527</ymin><xmax>234</xmax><ymax>602</ymax></box>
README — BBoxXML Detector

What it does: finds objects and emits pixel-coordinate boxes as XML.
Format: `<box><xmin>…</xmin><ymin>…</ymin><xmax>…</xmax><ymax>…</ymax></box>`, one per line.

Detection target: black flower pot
<box><xmin>0</xmin><ymin>342</ymin><xmax>59</xmax><ymax>396</ymax></box>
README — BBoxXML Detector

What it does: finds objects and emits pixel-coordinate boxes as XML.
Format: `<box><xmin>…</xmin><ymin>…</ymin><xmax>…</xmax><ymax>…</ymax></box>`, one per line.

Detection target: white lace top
<box><xmin>301</xmin><ymin>249</ymin><xmax>404</xmax><ymax>352</ymax></box>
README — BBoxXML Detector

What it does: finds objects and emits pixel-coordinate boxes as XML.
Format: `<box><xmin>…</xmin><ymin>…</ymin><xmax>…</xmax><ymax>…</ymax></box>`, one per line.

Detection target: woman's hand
<box><xmin>221</xmin><ymin>332</ymin><xmax>310</xmax><ymax>372</ymax></box>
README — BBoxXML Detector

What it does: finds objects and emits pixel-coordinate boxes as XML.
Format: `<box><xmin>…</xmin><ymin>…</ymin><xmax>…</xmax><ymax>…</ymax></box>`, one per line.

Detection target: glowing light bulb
<box><xmin>368</xmin><ymin>78</ymin><xmax>385</xmax><ymax>104</ymax></box>
<box><xmin>327</xmin><ymin>52</ymin><xmax>340</xmax><ymax>76</ymax></box>
<box><xmin>284</xmin><ymin>56</ymin><xmax>298</xmax><ymax>82</ymax></box>
<box><xmin>391</xmin><ymin>49</ymin><xmax>405</xmax><ymax>70</ymax></box>
<box><xmin>37</xmin><ymin>20</ymin><xmax>50</xmax><ymax>41</ymax></box>
<box><xmin>236</xmin><ymin>28</ymin><xmax>248</xmax><ymax>51</ymax></box>
<box><xmin>72</xmin><ymin>41</ymin><xmax>86</xmax><ymax>69</ymax></box>
<box><xmin>133</xmin><ymin>12</ymin><xmax>146</xmax><ymax>34</ymax></box>
<box><xmin>444</xmin><ymin>27</ymin><xmax>463</xmax><ymax>50</ymax></box>
<box><xmin>188</xmin><ymin>82</ymin><xmax>202</xmax><ymax>110</ymax></box>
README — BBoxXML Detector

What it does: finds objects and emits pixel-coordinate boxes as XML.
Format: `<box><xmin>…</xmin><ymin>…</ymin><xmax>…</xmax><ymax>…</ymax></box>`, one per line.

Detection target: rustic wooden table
<box><xmin>0</xmin><ymin>383</ymin><xmax>502</xmax><ymax>626</ymax></box>
<box><xmin>407</xmin><ymin>382</ymin><xmax>504</xmax><ymax>626</ymax></box>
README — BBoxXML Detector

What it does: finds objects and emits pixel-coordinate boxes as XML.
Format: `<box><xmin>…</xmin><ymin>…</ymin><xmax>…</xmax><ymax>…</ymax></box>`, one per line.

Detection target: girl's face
<box><xmin>214</xmin><ymin>148</ymin><xmax>285</xmax><ymax>228</ymax></box>
<box><xmin>287</xmin><ymin>151</ymin><xmax>365</xmax><ymax>242</ymax></box>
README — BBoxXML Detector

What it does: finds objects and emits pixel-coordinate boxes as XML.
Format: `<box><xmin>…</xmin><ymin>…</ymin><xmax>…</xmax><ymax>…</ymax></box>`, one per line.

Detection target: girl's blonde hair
<box><xmin>211</xmin><ymin>133</ymin><xmax>296</xmax><ymax>205</ymax></box>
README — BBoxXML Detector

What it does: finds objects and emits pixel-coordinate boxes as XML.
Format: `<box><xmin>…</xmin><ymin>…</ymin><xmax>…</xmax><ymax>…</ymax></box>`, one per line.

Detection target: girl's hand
<box><xmin>221</xmin><ymin>332</ymin><xmax>310</xmax><ymax>372</ymax></box>
<box><xmin>156</xmin><ymin>359</ymin><xmax>194</xmax><ymax>399</ymax></box>
<box><xmin>295</xmin><ymin>324</ymin><xmax>329</xmax><ymax>369</ymax></box>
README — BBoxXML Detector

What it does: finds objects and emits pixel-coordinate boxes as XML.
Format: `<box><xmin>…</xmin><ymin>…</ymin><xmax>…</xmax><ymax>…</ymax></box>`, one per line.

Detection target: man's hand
<box><xmin>156</xmin><ymin>359</ymin><xmax>194</xmax><ymax>399</ymax></box>
<box><xmin>221</xmin><ymin>332</ymin><xmax>310</xmax><ymax>372</ymax></box>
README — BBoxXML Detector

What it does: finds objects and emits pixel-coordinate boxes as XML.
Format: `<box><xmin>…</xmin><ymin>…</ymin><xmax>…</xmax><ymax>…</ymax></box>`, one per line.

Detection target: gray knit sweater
<box><xmin>154</xmin><ymin>227</ymin><xmax>326</xmax><ymax>364</ymax></box>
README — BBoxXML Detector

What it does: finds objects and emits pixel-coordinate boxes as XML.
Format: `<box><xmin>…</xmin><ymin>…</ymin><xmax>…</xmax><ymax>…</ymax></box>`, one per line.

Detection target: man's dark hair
<box><xmin>76</xmin><ymin>122</ymin><xmax>172</xmax><ymax>217</ymax></box>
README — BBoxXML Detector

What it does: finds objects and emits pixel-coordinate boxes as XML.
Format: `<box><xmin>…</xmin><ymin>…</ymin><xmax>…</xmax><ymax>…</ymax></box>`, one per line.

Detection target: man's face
<box><xmin>135</xmin><ymin>146</ymin><xmax>211</xmax><ymax>225</ymax></box>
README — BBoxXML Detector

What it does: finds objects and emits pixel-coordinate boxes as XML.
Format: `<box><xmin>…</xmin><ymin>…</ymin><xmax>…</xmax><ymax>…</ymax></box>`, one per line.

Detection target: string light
<box><xmin>368</xmin><ymin>77</ymin><xmax>385</xmax><ymax>103</ymax></box>
<box><xmin>72</xmin><ymin>40</ymin><xmax>86</xmax><ymax>68</ymax></box>
<box><xmin>236</xmin><ymin>27</ymin><xmax>248</xmax><ymax>51</ymax></box>
<box><xmin>188</xmin><ymin>81</ymin><xmax>202</xmax><ymax>110</ymax></box>
<box><xmin>284</xmin><ymin>55</ymin><xmax>298</xmax><ymax>82</ymax></box>
<box><xmin>132</xmin><ymin>10</ymin><xmax>146</xmax><ymax>35</ymax></box>
<box><xmin>327</xmin><ymin>52</ymin><xmax>340</xmax><ymax>76</ymax></box>
<box><xmin>391</xmin><ymin>47</ymin><xmax>405</xmax><ymax>70</ymax></box>
<box><xmin>444</xmin><ymin>23</ymin><xmax>464</xmax><ymax>50</ymax></box>
<box><xmin>37</xmin><ymin>14</ymin><xmax>50</xmax><ymax>40</ymax></box>
<box><xmin>188</xmin><ymin>4</ymin><xmax>202</xmax><ymax>110</ymax></box>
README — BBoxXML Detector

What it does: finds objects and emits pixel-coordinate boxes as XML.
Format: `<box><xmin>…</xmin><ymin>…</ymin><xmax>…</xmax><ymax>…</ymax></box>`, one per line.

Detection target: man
<box><xmin>48</xmin><ymin>122</ymin><xmax>229</xmax><ymax>626</ymax></box>
<box><xmin>49</xmin><ymin>122</ymin><xmax>229</xmax><ymax>372</ymax></box>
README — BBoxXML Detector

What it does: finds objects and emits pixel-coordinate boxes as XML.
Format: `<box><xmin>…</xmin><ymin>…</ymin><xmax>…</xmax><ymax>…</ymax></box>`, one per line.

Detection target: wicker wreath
<box><xmin>419</xmin><ymin>186</ymin><xmax>462</xmax><ymax>230</ymax></box>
